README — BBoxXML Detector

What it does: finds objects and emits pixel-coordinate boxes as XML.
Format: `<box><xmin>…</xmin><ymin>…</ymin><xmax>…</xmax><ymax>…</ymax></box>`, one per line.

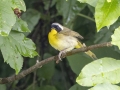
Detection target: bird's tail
<box><xmin>85</xmin><ymin>50</ymin><xmax>97</xmax><ymax>60</ymax></box>
<box><xmin>76</xmin><ymin>41</ymin><xmax>97</xmax><ymax>60</ymax></box>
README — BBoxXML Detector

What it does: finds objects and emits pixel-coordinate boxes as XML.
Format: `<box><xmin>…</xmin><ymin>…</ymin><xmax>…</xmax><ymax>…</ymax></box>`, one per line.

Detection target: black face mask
<box><xmin>51</xmin><ymin>24</ymin><xmax>62</xmax><ymax>32</ymax></box>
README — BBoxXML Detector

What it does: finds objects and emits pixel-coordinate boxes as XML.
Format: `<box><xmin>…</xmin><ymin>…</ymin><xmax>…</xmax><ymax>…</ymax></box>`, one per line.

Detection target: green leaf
<box><xmin>89</xmin><ymin>83</ymin><xmax>120</xmax><ymax>90</ymax></box>
<box><xmin>76</xmin><ymin>57</ymin><xmax>120</xmax><ymax>86</ymax></box>
<box><xmin>0</xmin><ymin>36</ymin><xmax>4</xmax><ymax>48</ymax></box>
<box><xmin>95</xmin><ymin>0</ymin><xmax>120</xmax><ymax>30</ymax></box>
<box><xmin>111</xmin><ymin>26</ymin><xmax>120</xmax><ymax>49</ymax></box>
<box><xmin>69</xmin><ymin>84</ymin><xmax>89</xmax><ymax>90</ymax></box>
<box><xmin>9</xmin><ymin>31</ymin><xmax>38</xmax><ymax>57</ymax></box>
<box><xmin>94</xmin><ymin>18</ymin><xmax>120</xmax><ymax>43</ymax></box>
<box><xmin>10</xmin><ymin>0</ymin><xmax>26</xmax><ymax>11</ymax></box>
<box><xmin>77</xmin><ymin>0</ymin><xmax>98</xmax><ymax>7</ymax></box>
<box><xmin>1</xmin><ymin>37</ymin><xmax>23</xmax><ymax>74</ymax></box>
<box><xmin>22</xmin><ymin>9</ymin><xmax>40</xmax><ymax>31</ymax></box>
<box><xmin>0</xmin><ymin>0</ymin><xmax>16</xmax><ymax>36</ymax></box>
<box><xmin>0</xmin><ymin>85</ymin><xmax>6</xmax><ymax>90</ymax></box>
<box><xmin>107</xmin><ymin>0</ymin><xmax>112</xmax><ymax>3</ymax></box>
<box><xmin>56</xmin><ymin>0</ymin><xmax>86</xmax><ymax>27</ymax></box>
<box><xmin>12</xmin><ymin>18</ymin><xmax>30</xmax><ymax>32</ymax></box>
<box><xmin>67</xmin><ymin>53</ymin><xmax>92</xmax><ymax>75</ymax></box>
<box><xmin>0</xmin><ymin>31</ymin><xmax>38</xmax><ymax>74</ymax></box>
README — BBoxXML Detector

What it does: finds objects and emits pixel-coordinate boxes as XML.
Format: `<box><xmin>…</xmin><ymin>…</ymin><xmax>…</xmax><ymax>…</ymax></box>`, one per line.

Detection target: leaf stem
<box><xmin>77</xmin><ymin>13</ymin><xmax>95</xmax><ymax>22</ymax></box>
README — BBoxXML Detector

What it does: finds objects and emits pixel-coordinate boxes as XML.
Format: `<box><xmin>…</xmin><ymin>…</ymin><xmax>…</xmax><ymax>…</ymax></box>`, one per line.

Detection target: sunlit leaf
<box><xmin>95</xmin><ymin>0</ymin><xmax>120</xmax><ymax>30</ymax></box>
<box><xmin>0</xmin><ymin>36</ymin><xmax>4</xmax><ymax>48</ymax></box>
<box><xmin>107</xmin><ymin>0</ymin><xmax>111</xmax><ymax>2</ymax></box>
<box><xmin>94</xmin><ymin>18</ymin><xmax>120</xmax><ymax>44</ymax></box>
<box><xmin>1</xmin><ymin>31</ymin><xmax>38</xmax><ymax>74</ymax></box>
<box><xmin>0</xmin><ymin>0</ymin><xmax>16</xmax><ymax>36</ymax></box>
<box><xmin>89</xmin><ymin>83</ymin><xmax>120</xmax><ymax>90</ymax></box>
<box><xmin>10</xmin><ymin>0</ymin><xmax>26</xmax><ymax>11</ymax></box>
<box><xmin>1</xmin><ymin>38</ymin><xmax>23</xmax><ymax>74</ymax></box>
<box><xmin>76</xmin><ymin>57</ymin><xmax>120</xmax><ymax>86</ymax></box>
<box><xmin>9</xmin><ymin>31</ymin><xmax>38</xmax><ymax>57</ymax></box>
<box><xmin>111</xmin><ymin>26</ymin><xmax>120</xmax><ymax>49</ymax></box>
<box><xmin>12</xmin><ymin>18</ymin><xmax>30</xmax><ymax>32</ymax></box>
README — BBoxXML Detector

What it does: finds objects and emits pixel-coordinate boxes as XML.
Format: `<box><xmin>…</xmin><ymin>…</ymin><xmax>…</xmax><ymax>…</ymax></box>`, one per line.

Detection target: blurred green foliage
<box><xmin>0</xmin><ymin>0</ymin><xmax>120</xmax><ymax>90</ymax></box>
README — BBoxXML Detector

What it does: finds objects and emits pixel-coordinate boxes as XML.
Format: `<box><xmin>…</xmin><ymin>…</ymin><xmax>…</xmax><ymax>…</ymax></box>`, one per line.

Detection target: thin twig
<box><xmin>0</xmin><ymin>42</ymin><xmax>112</xmax><ymax>84</ymax></box>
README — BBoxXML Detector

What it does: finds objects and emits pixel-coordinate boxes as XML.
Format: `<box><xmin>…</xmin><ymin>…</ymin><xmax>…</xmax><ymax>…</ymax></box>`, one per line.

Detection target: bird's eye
<box><xmin>51</xmin><ymin>25</ymin><xmax>62</xmax><ymax>32</ymax></box>
<box><xmin>56</xmin><ymin>25</ymin><xmax>61</xmax><ymax>32</ymax></box>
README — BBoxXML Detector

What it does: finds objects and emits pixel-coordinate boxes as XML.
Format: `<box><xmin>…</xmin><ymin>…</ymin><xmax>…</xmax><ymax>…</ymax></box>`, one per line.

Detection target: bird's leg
<box><xmin>58</xmin><ymin>50</ymin><xmax>66</xmax><ymax>61</ymax></box>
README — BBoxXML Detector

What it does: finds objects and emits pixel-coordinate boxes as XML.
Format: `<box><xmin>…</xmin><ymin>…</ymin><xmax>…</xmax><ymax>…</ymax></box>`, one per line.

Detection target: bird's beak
<box><xmin>51</xmin><ymin>27</ymin><xmax>55</xmax><ymax>30</ymax></box>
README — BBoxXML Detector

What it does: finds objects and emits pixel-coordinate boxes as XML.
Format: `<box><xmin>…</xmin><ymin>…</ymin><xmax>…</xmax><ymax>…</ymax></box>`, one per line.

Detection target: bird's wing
<box><xmin>59</xmin><ymin>27</ymin><xmax>84</xmax><ymax>39</ymax></box>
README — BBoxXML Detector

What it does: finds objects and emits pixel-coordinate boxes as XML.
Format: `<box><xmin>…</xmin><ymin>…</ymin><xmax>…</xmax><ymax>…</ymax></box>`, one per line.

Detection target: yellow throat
<box><xmin>48</xmin><ymin>29</ymin><xmax>59</xmax><ymax>49</ymax></box>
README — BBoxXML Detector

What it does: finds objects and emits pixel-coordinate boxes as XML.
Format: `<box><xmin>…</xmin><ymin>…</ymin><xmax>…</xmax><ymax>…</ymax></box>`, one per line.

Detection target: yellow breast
<box><xmin>48</xmin><ymin>29</ymin><xmax>60</xmax><ymax>50</ymax></box>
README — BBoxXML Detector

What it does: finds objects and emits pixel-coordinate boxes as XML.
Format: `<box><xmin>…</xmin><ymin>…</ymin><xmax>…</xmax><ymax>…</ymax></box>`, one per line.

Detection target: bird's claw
<box><xmin>56</xmin><ymin>50</ymin><xmax>66</xmax><ymax>63</ymax></box>
<box><xmin>58</xmin><ymin>50</ymin><xmax>66</xmax><ymax>61</ymax></box>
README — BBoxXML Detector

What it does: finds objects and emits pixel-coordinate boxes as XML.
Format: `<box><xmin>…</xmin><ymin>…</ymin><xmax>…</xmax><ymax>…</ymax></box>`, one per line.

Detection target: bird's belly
<box><xmin>49</xmin><ymin>35</ymin><xmax>78</xmax><ymax>52</ymax></box>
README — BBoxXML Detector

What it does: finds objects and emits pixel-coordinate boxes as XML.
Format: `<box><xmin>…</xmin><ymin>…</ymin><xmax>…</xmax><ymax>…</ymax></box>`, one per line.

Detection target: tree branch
<box><xmin>0</xmin><ymin>42</ymin><xmax>112</xmax><ymax>84</ymax></box>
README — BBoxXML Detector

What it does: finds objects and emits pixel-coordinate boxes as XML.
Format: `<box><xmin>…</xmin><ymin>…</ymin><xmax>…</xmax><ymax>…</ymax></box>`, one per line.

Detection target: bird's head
<box><xmin>51</xmin><ymin>23</ymin><xmax>63</xmax><ymax>32</ymax></box>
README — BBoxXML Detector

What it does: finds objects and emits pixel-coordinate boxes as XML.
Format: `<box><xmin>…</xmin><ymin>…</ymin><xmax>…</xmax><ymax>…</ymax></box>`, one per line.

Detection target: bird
<box><xmin>48</xmin><ymin>22</ymin><xmax>97</xmax><ymax>60</ymax></box>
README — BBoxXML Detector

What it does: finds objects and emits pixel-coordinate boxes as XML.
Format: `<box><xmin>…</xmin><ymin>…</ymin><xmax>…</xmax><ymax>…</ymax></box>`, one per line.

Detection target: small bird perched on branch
<box><xmin>48</xmin><ymin>23</ymin><xmax>97</xmax><ymax>60</ymax></box>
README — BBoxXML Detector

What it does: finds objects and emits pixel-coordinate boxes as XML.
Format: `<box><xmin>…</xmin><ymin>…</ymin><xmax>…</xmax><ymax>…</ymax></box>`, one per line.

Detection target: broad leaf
<box><xmin>0</xmin><ymin>0</ymin><xmax>16</xmax><ymax>36</ymax></box>
<box><xmin>1</xmin><ymin>37</ymin><xmax>23</xmax><ymax>74</ymax></box>
<box><xmin>9</xmin><ymin>32</ymin><xmax>38</xmax><ymax>57</ymax></box>
<box><xmin>111</xmin><ymin>26</ymin><xmax>120</xmax><ymax>49</ymax></box>
<box><xmin>12</xmin><ymin>18</ymin><xmax>30</xmax><ymax>32</ymax></box>
<box><xmin>56</xmin><ymin>0</ymin><xmax>86</xmax><ymax>27</ymax></box>
<box><xmin>77</xmin><ymin>0</ymin><xmax>98</xmax><ymax>7</ymax></box>
<box><xmin>0</xmin><ymin>36</ymin><xmax>4</xmax><ymax>47</ymax></box>
<box><xmin>10</xmin><ymin>0</ymin><xmax>26</xmax><ymax>11</ymax></box>
<box><xmin>1</xmin><ymin>31</ymin><xmax>38</xmax><ymax>74</ymax></box>
<box><xmin>0</xmin><ymin>85</ymin><xmax>6</xmax><ymax>90</ymax></box>
<box><xmin>76</xmin><ymin>57</ymin><xmax>120</xmax><ymax>86</ymax></box>
<box><xmin>89</xmin><ymin>83</ymin><xmax>120</xmax><ymax>90</ymax></box>
<box><xmin>95</xmin><ymin>0</ymin><xmax>120</xmax><ymax>30</ymax></box>
<box><xmin>22</xmin><ymin>9</ymin><xmax>40</xmax><ymax>31</ymax></box>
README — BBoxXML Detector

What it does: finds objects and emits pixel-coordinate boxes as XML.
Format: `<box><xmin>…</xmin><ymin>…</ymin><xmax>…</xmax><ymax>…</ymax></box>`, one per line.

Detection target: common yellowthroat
<box><xmin>48</xmin><ymin>23</ymin><xmax>97</xmax><ymax>60</ymax></box>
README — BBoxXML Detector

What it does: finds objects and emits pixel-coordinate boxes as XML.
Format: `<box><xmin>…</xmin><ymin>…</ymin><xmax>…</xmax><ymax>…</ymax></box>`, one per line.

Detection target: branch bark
<box><xmin>0</xmin><ymin>42</ymin><xmax>112</xmax><ymax>84</ymax></box>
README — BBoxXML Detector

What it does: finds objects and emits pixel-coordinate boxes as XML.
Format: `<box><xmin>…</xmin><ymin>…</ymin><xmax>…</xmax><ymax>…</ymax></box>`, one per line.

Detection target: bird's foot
<box><xmin>58</xmin><ymin>50</ymin><xmax>66</xmax><ymax>60</ymax></box>
<box><xmin>56</xmin><ymin>50</ymin><xmax>66</xmax><ymax>63</ymax></box>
